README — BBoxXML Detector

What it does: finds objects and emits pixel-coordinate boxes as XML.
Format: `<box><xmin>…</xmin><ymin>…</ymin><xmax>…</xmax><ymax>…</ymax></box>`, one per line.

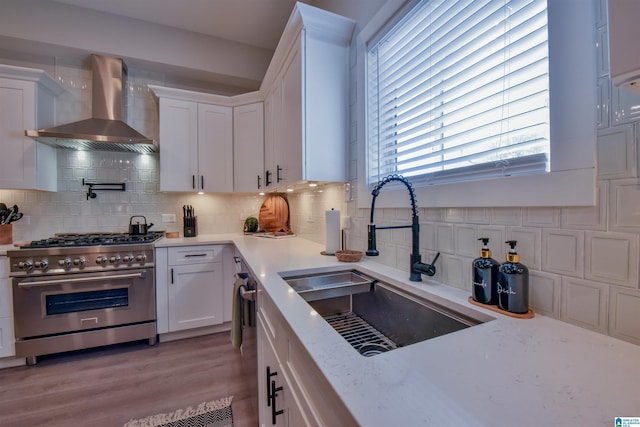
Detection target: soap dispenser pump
<box><xmin>497</xmin><ymin>240</ymin><xmax>529</xmax><ymax>314</ymax></box>
<box><xmin>472</xmin><ymin>237</ymin><xmax>500</xmax><ymax>305</ymax></box>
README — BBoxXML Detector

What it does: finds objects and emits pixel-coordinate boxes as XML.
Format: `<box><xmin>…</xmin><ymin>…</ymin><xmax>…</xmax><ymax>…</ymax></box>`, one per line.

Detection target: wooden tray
<box><xmin>468</xmin><ymin>296</ymin><xmax>534</xmax><ymax>319</ymax></box>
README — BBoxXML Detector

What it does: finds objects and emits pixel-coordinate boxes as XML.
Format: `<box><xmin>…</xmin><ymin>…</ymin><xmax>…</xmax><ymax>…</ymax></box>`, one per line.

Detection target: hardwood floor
<box><xmin>0</xmin><ymin>331</ymin><xmax>258</xmax><ymax>427</ymax></box>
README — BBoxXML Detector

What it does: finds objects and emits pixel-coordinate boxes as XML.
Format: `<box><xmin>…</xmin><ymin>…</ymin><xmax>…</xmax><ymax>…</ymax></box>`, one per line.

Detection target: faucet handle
<box><xmin>413</xmin><ymin>252</ymin><xmax>440</xmax><ymax>277</ymax></box>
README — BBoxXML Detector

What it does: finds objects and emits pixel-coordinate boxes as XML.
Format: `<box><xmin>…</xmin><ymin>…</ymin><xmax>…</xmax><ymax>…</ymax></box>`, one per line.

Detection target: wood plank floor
<box><xmin>0</xmin><ymin>331</ymin><xmax>258</xmax><ymax>427</ymax></box>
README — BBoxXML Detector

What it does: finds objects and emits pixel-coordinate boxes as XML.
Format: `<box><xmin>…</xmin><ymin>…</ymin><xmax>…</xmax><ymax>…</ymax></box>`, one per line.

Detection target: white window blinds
<box><xmin>367</xmin><ymin>0</ymin><xmax>549</xmax><ymax>187</ymax></box>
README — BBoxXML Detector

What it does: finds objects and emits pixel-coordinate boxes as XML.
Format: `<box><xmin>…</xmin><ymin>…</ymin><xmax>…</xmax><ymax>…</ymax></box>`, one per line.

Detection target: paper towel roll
<box><xmin>325</xmin><ymin>209</ymin><xmax>341</xmax><ymax>255</ymax></box>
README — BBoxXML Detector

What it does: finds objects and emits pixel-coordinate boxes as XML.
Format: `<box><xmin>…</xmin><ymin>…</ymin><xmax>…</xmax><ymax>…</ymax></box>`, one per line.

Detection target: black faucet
<box><xmin>366</xmin><ymin>174</ymin><xmax>440</xmax><ymax>282</ymax></box>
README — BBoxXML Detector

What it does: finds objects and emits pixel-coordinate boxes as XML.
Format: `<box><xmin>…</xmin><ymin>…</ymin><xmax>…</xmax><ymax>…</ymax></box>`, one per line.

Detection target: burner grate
<box><xmin>21</xmin><ymin>231</ymin><xmax>165</xmax><ymax>249</ymax></box>
<box><xmin>324</xmin><ymin>312</ymin><xmax>398</xmax><ymax>356</ymax></box>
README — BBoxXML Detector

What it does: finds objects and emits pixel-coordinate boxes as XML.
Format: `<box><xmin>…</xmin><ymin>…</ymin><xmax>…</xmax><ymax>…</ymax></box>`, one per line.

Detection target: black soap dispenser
<box><xmin>472</xmin><ymin>237</ymin><xmax>500</xmax><ymax>305</ymax></box>
<box><xmin>497</xmin><ymin>240</ymin><xmax>529</xmax><ymax>314</ymax></box>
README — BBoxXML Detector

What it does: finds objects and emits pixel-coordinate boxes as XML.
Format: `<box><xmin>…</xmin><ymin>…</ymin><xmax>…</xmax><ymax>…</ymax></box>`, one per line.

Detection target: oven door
<box><xmin>12</xmin><ymin>268</ymin><xmax>155</xmax><ymax>340</ymax></box>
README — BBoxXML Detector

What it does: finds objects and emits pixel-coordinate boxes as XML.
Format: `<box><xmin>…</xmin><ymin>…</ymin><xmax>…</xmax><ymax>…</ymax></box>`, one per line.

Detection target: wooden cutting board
<box><xmin>259</xmin><ymin>195</ymin><xmax>291</xmax><ymax>233</ymax></box>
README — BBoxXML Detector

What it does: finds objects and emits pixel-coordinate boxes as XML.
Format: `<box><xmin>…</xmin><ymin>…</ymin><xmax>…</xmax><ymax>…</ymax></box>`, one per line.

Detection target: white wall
<box><xmin>0</xmin><ymin>0</ymin><xmax>273</xmax><ymax>93</ymax></box>
<box><xmin>329</xmin><ymin>0</ymin><xmax>640</xmax><ymax>347</ymax></box>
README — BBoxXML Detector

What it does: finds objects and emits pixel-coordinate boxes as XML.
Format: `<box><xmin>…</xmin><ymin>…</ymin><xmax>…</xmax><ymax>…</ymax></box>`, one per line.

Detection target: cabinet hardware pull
<box><xmin>201</xmin><ymin>175</ymin><xmax>204</xmax><ymax>190</ymax></box>
<box><xmin>192</xmin><ymin>175</ymin><xmax>195</xmax><ymax>190</ymax></box>
<box><xmin>276</xmin><ymin>165</ymin><xmax>283</xmax><ymax>183</ymax></box>
<box><xmin>257</xmin><ymin>174</ymin><xmax>262</xmax><ymax>189</ymax></box>
<box><xmin>266</xmin><ymin>366</ymin><xmax>277</xmax><ymax>407</ymax></box>
<box><xmin>184</xmin><ymin>254</ymin><xmax>207</xmax><ymax>257</ymax></box>
<box><xmin>271</xmin><ymin>379</ymin><xmax>284</xmax><ymax>425</ymax></box>
<box><xmin>170</xmin><ymin>268</ymin><xmax>174</xmax><ymax>284</ymax></box>
<box><xmin>18</xmin><ymin>271</ymin><xmax>145</xmax><ymax>287</ymax></box>
<box><xmin>265</xmin><ymin>170</ymin><xmax>272</xmax><ymax>186</ymax></box>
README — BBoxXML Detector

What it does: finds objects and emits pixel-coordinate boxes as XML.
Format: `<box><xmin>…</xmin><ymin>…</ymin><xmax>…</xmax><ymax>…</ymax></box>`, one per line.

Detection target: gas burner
<box><xmin>21</xmin><ymin>231</ymin><xmax>165</xmax><ymax>249</ymax></box>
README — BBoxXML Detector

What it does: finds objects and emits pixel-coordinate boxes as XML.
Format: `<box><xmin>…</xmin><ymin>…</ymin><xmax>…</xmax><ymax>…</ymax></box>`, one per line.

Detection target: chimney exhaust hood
<box><xmin>26</xmin><ymin>54</ymin><xmax>157</xmax><ymax>153</ymax></box>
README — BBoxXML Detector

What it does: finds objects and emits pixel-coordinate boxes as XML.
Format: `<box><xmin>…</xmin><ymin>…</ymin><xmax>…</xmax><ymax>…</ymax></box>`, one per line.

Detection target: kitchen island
<box><xmin>162</xmin><ymin>233</ymin><xmax>640</xmax><ymax>425</ymax></box>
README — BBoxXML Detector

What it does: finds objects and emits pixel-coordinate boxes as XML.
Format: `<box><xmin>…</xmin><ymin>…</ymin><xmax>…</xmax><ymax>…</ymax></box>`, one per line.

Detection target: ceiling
<box><xmin>0</xmin><ymin>0</ymin><xmax>329</xmax><ymax>93</ymax></box>
<box><xmin>52</xmin><ymin>0</ymin><xmax>311</xmax><ymax>51</ymax></box>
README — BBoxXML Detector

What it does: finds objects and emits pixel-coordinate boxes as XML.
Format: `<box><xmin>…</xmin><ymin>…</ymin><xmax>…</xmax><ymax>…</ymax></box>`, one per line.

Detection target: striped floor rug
<box><xmin>123</xmin><ymin>396</ymin><xmax>233</xmax><ymax>427</ymax></box>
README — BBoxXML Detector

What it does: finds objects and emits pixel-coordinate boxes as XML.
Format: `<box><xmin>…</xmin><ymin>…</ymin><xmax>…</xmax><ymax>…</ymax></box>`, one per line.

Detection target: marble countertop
<box><xmin>19</xmin><ymin>234</ymin><xmax>640</xmax><ymax>424</ymax></box>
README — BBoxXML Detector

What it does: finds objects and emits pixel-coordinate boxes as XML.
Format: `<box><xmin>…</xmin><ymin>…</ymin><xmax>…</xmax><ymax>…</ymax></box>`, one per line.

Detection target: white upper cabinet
<box><xmin>261</xmin><ymin>4</ymin><xmax>355</xmax><ymax>190</ymax></box>
<box><xmin>609</xmin><ymin>0</ymin><xmax>640</xmax><ymax>93</ymax></box>
<box><xmin>0</xmin><ymin>65</ymin><xmax>63</xmax><ymax>192</ymax></box>
<box><xmin>233</xmin><ymin>102</ymin><xmax>264</xmax><ymax>192</ymax></box>
<box><xmin>150</xmin><ymin>4</ymin><xmax>354</xmax><ymax>193</ymax></box>
<box><xmin>151</xmin><ymin>86</ymin><xmax>233</xmax><ymax>193</ymax></box>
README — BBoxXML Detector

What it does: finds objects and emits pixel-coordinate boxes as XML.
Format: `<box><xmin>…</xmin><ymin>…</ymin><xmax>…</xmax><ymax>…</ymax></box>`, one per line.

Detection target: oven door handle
<box><xmin>17</xmin><ymin>271</ymin><xmax>147</xmax><ymax>288</ymax></box>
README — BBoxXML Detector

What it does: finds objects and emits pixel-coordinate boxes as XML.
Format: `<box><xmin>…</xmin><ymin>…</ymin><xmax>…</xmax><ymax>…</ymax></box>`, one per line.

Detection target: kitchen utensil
<box><xmin>3</xmin><ymin>205</ymin><xmax>18</xmax><ymax>225</ymax></box>
<box><xmin>183</xmin><ymin>205</ymin><xmax>197</xmax><ymax>237</ymax></box>
<box><xmin>129</xmin><ymin>215</ymin><xmax>154</xmax><ymax>235</ymax></box>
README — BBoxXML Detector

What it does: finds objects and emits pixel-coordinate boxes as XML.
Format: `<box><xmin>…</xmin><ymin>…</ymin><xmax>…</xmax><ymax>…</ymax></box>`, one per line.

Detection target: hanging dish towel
<box><xmin>231</xmin><ymin>275</ymin><xmax>246</xmax><ymax>349</ymax></box>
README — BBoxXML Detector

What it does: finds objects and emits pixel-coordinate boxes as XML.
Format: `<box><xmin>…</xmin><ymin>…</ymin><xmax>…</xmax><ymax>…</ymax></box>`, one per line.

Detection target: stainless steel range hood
<box><xmin>26</xmin><ymin>54</ymin><xmax>157</xmax><ymax>153</ymax></box>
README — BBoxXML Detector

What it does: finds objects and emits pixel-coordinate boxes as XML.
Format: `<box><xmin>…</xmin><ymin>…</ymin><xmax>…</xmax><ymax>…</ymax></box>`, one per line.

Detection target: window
<box><xmin>358</xmin><ymin>0</ymin><xmax>596</xmax><ymax>208</ymax></box>
<box><xmin>367</xmin><ymin>0</ymin><xmax>550</xmax><ymax>187</ymax></box>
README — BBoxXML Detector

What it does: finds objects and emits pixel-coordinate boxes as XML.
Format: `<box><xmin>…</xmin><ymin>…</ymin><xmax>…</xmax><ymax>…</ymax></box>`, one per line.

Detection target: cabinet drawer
<box><xmin>168</xmin><ymin>245</ymin><xmax>223</xmax><ymax>265</ymax></box>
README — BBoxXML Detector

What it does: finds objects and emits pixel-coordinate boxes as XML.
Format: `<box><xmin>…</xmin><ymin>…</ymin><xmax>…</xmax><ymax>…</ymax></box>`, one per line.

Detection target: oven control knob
<box><xmin>18</xmin><ymin>260</ymin><xmax>33</xmax><ymax>271</ymax></box>
<box><xmin>122</xmin><ymin>255</ymin><xmax>134</xmax><ymax>263</ymax></box>
<box><xmin>58</xmin><ymin>258</ymin><xmax>72</xmax><ymax>268</ymax></box>
<box><xmin>109</xmin><ymin>256</ymin><xmax>121</xmax><ymax>264</ymax></box>
<box><xmin>135</xmin><ymin>254</ymin><xmax>147</xmax><ymax>263</ymax></box>
<box><xmin>34</xmin><ymin>259</ymin><xmax>48</xmax><ymax>270</ymax></box>
<box><xmin>73</xmin><ymin>257</ymin><xmax>86</xmax><ymax>267</ymax></box>
<box><xmin>96</xmin><ymin>256</ymin><xmax>108</xmax><ymax>265</ymax></box>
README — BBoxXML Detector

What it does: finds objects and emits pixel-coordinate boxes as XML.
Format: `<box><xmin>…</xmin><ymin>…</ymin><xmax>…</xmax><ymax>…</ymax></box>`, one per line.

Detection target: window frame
<box><xmin>356</xmin><ymin>0</ymin><xmax>597</xmax><ymax>209</ymax></box>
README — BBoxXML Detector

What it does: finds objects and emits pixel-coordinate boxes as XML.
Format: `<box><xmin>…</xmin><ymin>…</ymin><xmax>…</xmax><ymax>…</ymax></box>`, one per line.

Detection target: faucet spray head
<box><xmin>366</xmin><ymin>224</ymin><xmax>379</xmax><ymax>256</ymax></box>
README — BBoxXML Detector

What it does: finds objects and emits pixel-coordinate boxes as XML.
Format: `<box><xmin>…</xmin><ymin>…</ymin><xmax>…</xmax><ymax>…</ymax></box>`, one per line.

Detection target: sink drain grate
<box><xmin>324</xmin><ymin>312</ymin><xmax>398</xmax><ymax>356</ymax></box>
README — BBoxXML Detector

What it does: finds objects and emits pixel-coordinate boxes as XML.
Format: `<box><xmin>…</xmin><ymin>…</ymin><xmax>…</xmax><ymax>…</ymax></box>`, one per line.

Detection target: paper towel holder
<box><xmin>322</xmin><ymin>208</ymin><xmax>341</xmax><ymax>256</ymax></box>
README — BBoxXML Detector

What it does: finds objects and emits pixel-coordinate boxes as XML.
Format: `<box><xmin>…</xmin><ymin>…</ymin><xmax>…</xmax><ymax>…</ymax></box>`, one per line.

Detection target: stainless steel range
<box><xmin>7</xmin><ymin>232</ymin><xmax>164</xmax><ymax>365</ymax></box>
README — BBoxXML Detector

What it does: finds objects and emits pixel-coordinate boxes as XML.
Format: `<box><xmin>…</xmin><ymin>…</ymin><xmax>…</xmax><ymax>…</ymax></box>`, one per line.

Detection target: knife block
<box><xmin>0</xmin><ymin>224</ymin><xmax>12</xmax><ymax>245</ymax></box>
<box><xmin>183</xmin><ymin>217</ymin><xmax>197</xmax><ymax>237</ymax></box>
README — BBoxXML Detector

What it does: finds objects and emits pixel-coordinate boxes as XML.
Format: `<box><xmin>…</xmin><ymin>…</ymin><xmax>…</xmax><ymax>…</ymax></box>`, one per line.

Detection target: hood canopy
<box><xmin>26</xmin><ymin>54</ymin><xmax>157</xmax><ymax>153</ymax></box>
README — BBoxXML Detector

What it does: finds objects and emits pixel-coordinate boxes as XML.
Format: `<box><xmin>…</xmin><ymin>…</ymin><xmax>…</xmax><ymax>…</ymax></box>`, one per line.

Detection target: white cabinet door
<box><xmin>198</xmin><ymin>103</ymin><xmax>233</xmax><ymax>193</ymax></box>
<box><xmin>258</xmin><ymin>320</ymin><xmax>288</xmax><ymax>427</ymax></box>
<box><xmin>264</xmin><ymin>84</ymin><xmax>282</xmax><ymax>190</ymax></box>
<box><xmin>0</xmin><ymin>77</ymin><xmax>59</xmax><ymax>192</ymax></box>
<box><xmin>0</xmin><ymin>256</ymin><xmax>14</xmax><ymax>358</ymax></box>
<box><xmin>168</xmin><ymin>262</ymin><xmax>224</xmax><ymax>331</ymax></box>
<box><xmin>159</xmin><ymin>98</ymin><xmax>233</xmax><ymax>193</ymax></box>
<box><xmin>279</xmin><ymin>40</ymin><xmax>303</xmax><ymax>188</ymax></box>
<box><xmin>159</xmin><ymin>98</ymin><xmax>198</xmax><ymax>192</ymax></box>
<box><xmin>233</xmin><ymin>102</ymin><xmax>264</xmax><ymax>192</ymax></box>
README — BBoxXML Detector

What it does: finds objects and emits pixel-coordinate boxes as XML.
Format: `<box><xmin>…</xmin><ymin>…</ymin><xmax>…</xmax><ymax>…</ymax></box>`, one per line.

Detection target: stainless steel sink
<box><xmin>282</xmin><ymin>270</ymin><xmax>489</xmax><ymax>357</ymax></box>
<box><xmin>284</xmin><ymin>270</ymin><xmax>373</xmax><ymax>301</ymax></box>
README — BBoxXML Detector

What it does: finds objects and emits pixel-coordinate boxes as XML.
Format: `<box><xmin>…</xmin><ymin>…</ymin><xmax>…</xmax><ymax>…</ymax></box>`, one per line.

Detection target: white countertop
<box><xmin>99</xmin><ymin>235</ymin><xmax>640</xmax><ymax>423</ymax></box>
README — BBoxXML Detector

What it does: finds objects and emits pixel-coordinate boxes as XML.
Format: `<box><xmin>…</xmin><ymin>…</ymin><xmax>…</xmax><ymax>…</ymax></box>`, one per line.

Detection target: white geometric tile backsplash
<box><xmin>344</xmin><ymin>0</ymin><xmax>640</xmax><ymax>347</ymax></box>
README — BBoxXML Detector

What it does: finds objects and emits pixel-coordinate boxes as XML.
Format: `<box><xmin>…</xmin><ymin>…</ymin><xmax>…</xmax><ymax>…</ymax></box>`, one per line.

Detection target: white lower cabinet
<box><xmin>258</xmin><ymin>318</ymin><xmax>308</xmax><ymax>427</ymax></box>
<box><xmin>257</xmin><ymin>283</ymin><xmax>356</xmax><ymax>426</ymax></box>
<box><xmin>156</xmin><ymin>245</ymin><xmax>234</xmax><ymax>336</ymax></box>
<box><xmin>0</xmin><ymin>256</ymin><xmax>14</xmax><ymax>358</ymax></box>
<box><xmin>169</xmin><ymin>262</ymin><xmax>223</xmax><ymax>331</ymax></box>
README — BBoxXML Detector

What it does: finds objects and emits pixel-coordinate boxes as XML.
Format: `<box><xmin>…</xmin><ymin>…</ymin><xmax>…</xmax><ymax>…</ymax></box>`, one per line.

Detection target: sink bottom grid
<box><xmin>324</xmin><ymin>312</ymin><xmax>398</xmax><ymax>357</ymax></box>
